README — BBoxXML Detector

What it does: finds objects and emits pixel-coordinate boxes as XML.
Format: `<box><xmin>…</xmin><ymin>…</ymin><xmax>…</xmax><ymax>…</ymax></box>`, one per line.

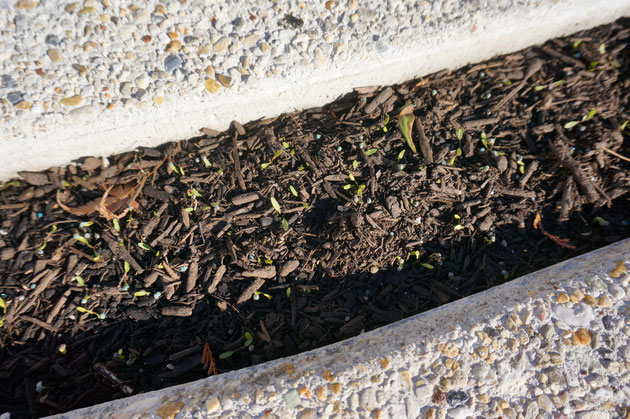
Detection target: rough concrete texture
<box><xmin>1</xmin><ymin>0</ymin><xmax>630</xmax><ymax>180</ymax></box>
<box><xmin>49</xmin><ymin>238</ymin><xmax>630</xmax><ymax>418</ymax></box>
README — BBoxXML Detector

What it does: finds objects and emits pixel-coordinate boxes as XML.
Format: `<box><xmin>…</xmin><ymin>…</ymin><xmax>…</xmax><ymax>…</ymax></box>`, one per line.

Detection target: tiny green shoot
<box><xmin>270</xmin><ymin>197</ymin><xmax>281</xmax><ymax>213</ymax></box>
<box><xmin>289</xmin><ymin>185</ymin><xmax>298</xmax><ymax>197</ymax></box>
<box><xmin>365</xmin><ymin>148</ymin><xmax>378</xmax><ymax>156</ymax></box>
<box><xmin>75</xmin><ymin>275</ymin><xmax>86</xmax><ymax>287</ymax></box>
<box><xmin>112</xmin><ymin>218</ymin><xmax>120</xmax><ymax>231</ymax></box>
<box><xmin>352</xmin><ymin>160</ymin><xmax>360</xmax><ymax>169</ymax></box>
<box><xmin>598</xmin><ymin>43</ymin><xmax>606</xmax><ymax>55</ymax></box>
<box><xmin>281</xmin><ymin>218</ymin><xmax>289</xmax><ymax>231</ymax></box>
<box><xmin>397</xmin><ymin>150</ymin><xmax>406</xmax><ymax>163</ymax></box>
<box><xmin>397</xmin><ymin>103</ymin><xmax>417</xmax><ymax>153</ymax></box>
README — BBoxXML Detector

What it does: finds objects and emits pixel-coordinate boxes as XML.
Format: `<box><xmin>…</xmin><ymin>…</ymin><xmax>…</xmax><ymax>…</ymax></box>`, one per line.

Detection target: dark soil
<box><xmin>2</xmin><ymin>19</ymin><xmax>630</xmax><ymax>418</ymax></box>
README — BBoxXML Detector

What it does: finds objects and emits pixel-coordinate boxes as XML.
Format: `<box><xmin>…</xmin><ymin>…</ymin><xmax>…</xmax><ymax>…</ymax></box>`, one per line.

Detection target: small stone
<box><xmin>197</xmin><ymin>44</ymin><xmax>210</xmax><ymax>56</ymax></box>
<box><xmin>213</xmin><ymin>37</ymin><xmax>231</xmax><ymax>53</ymax></box>
<box><xmin>7</xmin><ymin>91</ymin><xmax>24</xmax><ymax>105</ymax></box>
<box><xmin>582</xmin><ymin>295</ymin><xmax>597</xmax><ymax>306</ymax></box>
<box><xmin>280</xmin><ymin>260</ymin><xmax>299</xmax><ymax>277</ymax></box>
<box><xmin>298</xmin><ymin>408</ymin><xmax>316</xmax><ymax>419</ymax></box>
<box><xmin>16</xmin><ymin>0</ymin><xmax>38</xmax><ymax>9</ymax></box>
<box><xmin>204</xmin><ymin>79</ymin><xmax>221</xmax><ymax>93</ymax></box>
<box><xmin>14</xmin><ymin>100</ymin><xmax>32</xmax><ymax>110</ymax></box>
<box><xmin>164</xmin><ymin>54</ymin><xmax>183</xmax><ymax>72</ymax></box>
<box><xmin>136</xmin><ymin>75</ymin><xmax>150</xmax><ymax>89</ymax></box>
<box><xmin>72</xmin><ymin>64</ymin><xmax>88</xmax><ymax>76</ymax></box>
<box><xmin>284</xmin><ymin>389</ymin><xmax>300</xmax><ymax>409</ymax></box>
<box><xmin>118</xmin><ymin>26</ymin><xmax>133</xmax><ymax>41</ymax></box>
<box><xmin>205</xmin><ymin>397</ymin><xmax>220</xmax><ymax>413</ymax></box>
<box><xmin>477</xmin><ymin>394</ymin><xmax>490</xmax><ymax>403</ymax></box>
<box><xmin>315</xmin><ymin>386</ymin><xmax>327</xmax><ymax>401</ymax></box>
<box><xmin>598</xmin><ymin>295</ymin><xmax>612</xmax><ymax>308</ymax></box>
<box><xmin>45</xmin><ymin>34</ymin><xmax>60</xmax><ymax>46</ymax></box>
<box><xmin>153</xmin><ymin>96</ymin><xmax>165</xmax><ymax>105</ymax></box>
<box><xmin>156</xmin><ymin>401</ymin><xmax>185</xmax><ymax>419</ymax></box>
<box><xmin>573</xmin><ymin>328</ymin><xmax>592</xmax><ymax>345</ymax></box>
<box><xmin>260</xmin><ymin>41</ymin><xmax>271</xmax><ymax>53</ymax></box>
<box><xmin>216</xmin><ymin>74</ymin><xmax>232</xmax><ymax>88</ymax></box>
<box><xmin>60</xmin><ymin>95</ymin><xmax>82</xmax><ymax>107</ymax></box>
<box><xmin>166</xmin><ymin>40</ymin><xmax>182</xmax><ymax>52</ymax></box>
<box><xmin>475</xmin><ymin>346</ymin><xmax>488</xmax><ymax>358</ymax></box>
<box><xmin>47</xmin><ymin>49</ymin><xmax>62</xmax><ymax>63</ymax></box>
<box><xmin>119</xmin><ymin>82</ymin><xmax>133</xmax><ymax>96</ymax></box>
<box><xmin>425</xmin><ymin>408</ymin><xmax>436</xmax><ymax>419</ymax></box>
<box><xmin>446</xmin><ymin>390</ymin><xmax>468</xmax><ymax>407</ymax></box>
<box><xmin>329</xmin><ymin>383</ymin><xmax>341</xmax><ymax>395</ymax></box>
<box><xmin>538</xmin><ymin>394</ymin><xmax>553</xmax><ymax>412</ymax></box>
<box><xmin>557</xmin><ymin>293</ymin><xmax>570</xmax><ymax>303</ymax></box>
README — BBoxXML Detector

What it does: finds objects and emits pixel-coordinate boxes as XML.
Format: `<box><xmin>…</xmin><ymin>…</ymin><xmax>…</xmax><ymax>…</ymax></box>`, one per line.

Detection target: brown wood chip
<box><xmin>161</xmin><ymin>305</ymin><xmax>193</xmax><ymax>317</ymax></box>
<box><xmin>236</xmin><ymin>278</ymin><xmax>265</xmax><ymax>304</ymax></box>
<box><xmin>242</xmin><ymin>265</ymin><xmax>276</xmax><ymax>279</ymax></box>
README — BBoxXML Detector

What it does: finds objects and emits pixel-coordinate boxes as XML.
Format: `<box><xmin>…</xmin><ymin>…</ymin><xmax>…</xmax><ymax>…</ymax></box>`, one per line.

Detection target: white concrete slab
<box><xmin>1</xmin><ymin>0</ymin><xmax>629</xmax><ymax>181</ymax></box>
<box><xmin>50</xmin><ymin>239</ymin><xmax>630</xmax><ymax>418</ymax></box>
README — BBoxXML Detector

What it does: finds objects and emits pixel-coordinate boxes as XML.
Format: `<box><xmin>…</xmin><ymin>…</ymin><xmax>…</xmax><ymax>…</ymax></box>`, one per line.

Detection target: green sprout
<box><xmin>261</xmin><ymin>150</ymin><xmax>283</xmax><ymax>169</ymax></box>
<box><xmin>381</xmin><ymin>113</ymin><xmax>390</xmax><ymax>132</ymax></box>
<box><xmin>289</xmin><ymin>185</ymin><xmax>299</xmax><ymax>197</ymax></box>
<box><xmin>76</xmin><ymin>306</ymin><xmax>106</xmax><ymax>320</ymax></box>
<box><xmin>202</xmin><ymin>156</ymin><xmax>212</xmax><ymax>168</ymax></box>
<box><xmin>342</xmin><ymin>173</ymin><xmax>366</xmax><ymax>196</ymax></box>
<box><xmin>352</xmin><ymin>160</ymin><xmax>360</xmax><ymax>169</ymax></box>
<box><xmin>0</xmin><ymin>180</ymin><xmax>20</xmax><ymax>190</ymax></box>
<box><xmin>219</xmin><ymin>332</ymin><xmax>255</xmax><ymax>359</ymax></box>
<box><xmin>112</xmin><ymin>218</ymin><xmax>121</xmax><ymax>231</ymax></box>
<box><xmin>365</xmin><ymin>148</ymin><xmax>378</xmax><ymax>156</ymax></box>
<box><xmin>564</xmin><ymin>108</ymin><xmax>597</xmax><ymax>129</ymax></box>
<box><xmin>598</xmin><ymin>42</ymin><xmax>606</xmax><ymax>55</ymax></box>
<box><xmin>397</xmin><ymin>103</ymin><xmax>417</xmax><ymax>153</ymax></box>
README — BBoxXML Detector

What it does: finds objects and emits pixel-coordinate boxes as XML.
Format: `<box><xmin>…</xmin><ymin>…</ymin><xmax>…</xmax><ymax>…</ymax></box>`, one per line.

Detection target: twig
<box><xmin>414</xmin><ymin>118</ymin><xmax>434</xmax><ymax>163</ymax></box>
<box><xmin>358</xmin><ymin>146</ymin><xmax>377</xmax><ymax>196</ymax></box>
<box><xmin>232</xmin><ymin>131</ymin><xmax>247</xmax><ymax>192</ymax></box>
<box><xmin>550</xmin><ymin>127</ymin><xmax>601</xmax><ymax>203</ymax></box>
<box><xmin>603</xmin><ymin>147</ymin><xmax>630</xmax><ymax>163</ymax></box>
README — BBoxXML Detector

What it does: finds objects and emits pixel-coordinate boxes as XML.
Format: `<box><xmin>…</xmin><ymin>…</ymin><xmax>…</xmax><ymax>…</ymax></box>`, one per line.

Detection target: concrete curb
<box><xmin>50</xmin><ymin>239</ymin><xmax>630</xmax><ymax>418</ymax></box>
<box><xmin>1</xmin><ymin>0</ymin><xmax>629</xmax><ymax>181</ymax></box>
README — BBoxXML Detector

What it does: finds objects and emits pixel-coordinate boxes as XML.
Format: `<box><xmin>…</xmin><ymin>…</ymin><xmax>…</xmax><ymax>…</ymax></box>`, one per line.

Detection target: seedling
<box><xmin>253</xmin><ymin>291</ymin><xmax>272</xmax><ymax>300</ymax></box>
<box><xmin>397</xmin><ymin>103</ymin><xmax>417</xmax><ymax>153</ymax></box>
<box><xmin>112</xmin><ymin>218</ymin><xmax>121</xmax><ymax>231</ymax></box>
<box><xmin>365</xmin><ymin>148</ymin><xmax>378</xmax><ymax>156</ymax></box>
<box><xmin>270</xmin><ymin>197</ymin><xmax>289</xmax><ymax>231</ymax></box>
<box><xmin>457</xmin><ymin>128</ymin><xmax>463</xmax><ymax>142</ymax></box>
<box><xmin>168</xmin><ymin>162</ymin><xmax>184</xmax><ymax>176</ymax></box>
<box><xmin>39</xmin><ymin>225</ymin><xmax>58</xmax><ymax>253</ymax></box>
<box><xmin>202</xmin><ymin>156</ymin><xmax>212</xmax><ymax>168</ymax></box>
<box><xmin>0</xmin><ymin>180</ymin><xmax>20</xmax><ymax>190</ymax></box>
<box><xmin>289</xmin><ymin>185</ymin><xmax>299</xmax><ymax>198</ymax></box>
<box><xmin>76</xmin><ymin>306</ymin><xmax>106</xmax><ymax>320</ymax></box>
<box><xmin>453</xmin><ymin>214</ymin><xmax>463</xmax><ymax>230</ymax></box>
<box><xmin>261</xmin><ymin>150</ymin><xmax>283</xmax><ymax>169</ymax></box>
<box><xmin>564</xmin><ymin>108</ymin><xmax>597</xmax><ymax>129</ymax></box>
<box><xmin>219</xmin><ymin>332</ymin><xmax>255</xmax><ymax>359</ymax></box>
<box><xmin>0</xmin><ymin>295</ymin><xmax>6</xmax><ymax>327</ymax></box>
<box><xmin>380</xmin><ymin>113</ymin><xmax>390</xmax><ymax>132</ymax></box>
<box><xmin>342</xmin><ymin>173</ymin><xmax>366</xmax><ymax>196</ymax></box>
<box><xmin>352</xmin><ymin>159</ymin><xmax>360</xmax><ymax>169</ymax></box>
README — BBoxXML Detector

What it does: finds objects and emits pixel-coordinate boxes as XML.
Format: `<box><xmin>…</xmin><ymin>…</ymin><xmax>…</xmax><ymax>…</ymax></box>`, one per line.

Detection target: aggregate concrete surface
<box><xmin>48</xmin><ymin>239</ymin><xmax>630</xmax><ymax>418</ymax></box>
<box><xmin>1</xmin><ymin>0</ymin><xmax>629</xmax><ymax>180</ymax></box>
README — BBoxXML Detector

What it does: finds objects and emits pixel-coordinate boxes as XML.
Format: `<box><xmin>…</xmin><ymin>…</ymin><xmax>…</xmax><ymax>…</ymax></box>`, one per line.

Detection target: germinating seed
<box><xmin>359</xmin><ymin>142</ymin><xmax>364</xmax><ymax>148</ymax></box>
<box><xmin>366</xmin><ymin>198</ymin><xmax>372</xmax><ymax>204</ymax></box>
<box><xmin>29</xmin><ymin>284</ymin><xmax>36</xmax><ymax>289</ymax></box>
<box><xmin>81</xmin><ymin>298</ymin><xmax>88</xmax><ymax>304</ymax></box>
<box><xmin>315</xmin><ymin>134</ymin><xmax>321</xmax><ymax>139</ymax></box>
<box><xmin>336</xmin><ymin>146</ymin><xmax>342</xmax><ymax>152</ymax></box>
<box><xmin>153</xmin><ymin>291</ymin><xmax>162</xmax><ymax>300</ymax></box>
<box><xmin>397</xmin><ymin>164</ymin><xmax>404</xmax><ymax>171</ymax></box>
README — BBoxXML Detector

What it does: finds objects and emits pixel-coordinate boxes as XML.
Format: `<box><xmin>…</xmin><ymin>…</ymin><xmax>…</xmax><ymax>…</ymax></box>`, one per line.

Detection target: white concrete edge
<box><xmin>1</xmin><ymin>0</ymin><xmax>629</xmax><ymax>181</ymax></box>
<box><xmin>50</xmin><ymin>239</ymin><xmax>630</xmax><ymax>418</ymax></box>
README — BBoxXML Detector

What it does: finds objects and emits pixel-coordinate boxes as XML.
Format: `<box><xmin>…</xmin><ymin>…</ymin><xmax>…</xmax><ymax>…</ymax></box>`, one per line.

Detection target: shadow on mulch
<box><xmin>1</xmin><ymin>18</ymin><xmax>630</xmax><ymax>418</ymax></box>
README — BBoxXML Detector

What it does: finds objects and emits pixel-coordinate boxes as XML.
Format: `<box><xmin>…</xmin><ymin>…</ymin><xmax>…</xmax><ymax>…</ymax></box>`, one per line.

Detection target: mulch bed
<box><xmin>1</xmin><ymin>19</ymin><xmax>630</xmax><ymax>418</ymax></box>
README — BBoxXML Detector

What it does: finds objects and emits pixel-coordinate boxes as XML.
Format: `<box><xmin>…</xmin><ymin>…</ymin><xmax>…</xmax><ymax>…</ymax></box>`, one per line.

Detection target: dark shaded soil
<box><xmin>1</xmin><ymin>19</ymin><xmax>630</xmax><ymax>418</ymax></box>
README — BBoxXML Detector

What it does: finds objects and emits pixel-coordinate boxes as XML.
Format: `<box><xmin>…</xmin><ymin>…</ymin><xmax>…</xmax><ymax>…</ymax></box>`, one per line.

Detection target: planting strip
<box><xmin>52</xmin><ymin>239</ymin><xmax>630</xmax><ymax>418</ymax></box>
